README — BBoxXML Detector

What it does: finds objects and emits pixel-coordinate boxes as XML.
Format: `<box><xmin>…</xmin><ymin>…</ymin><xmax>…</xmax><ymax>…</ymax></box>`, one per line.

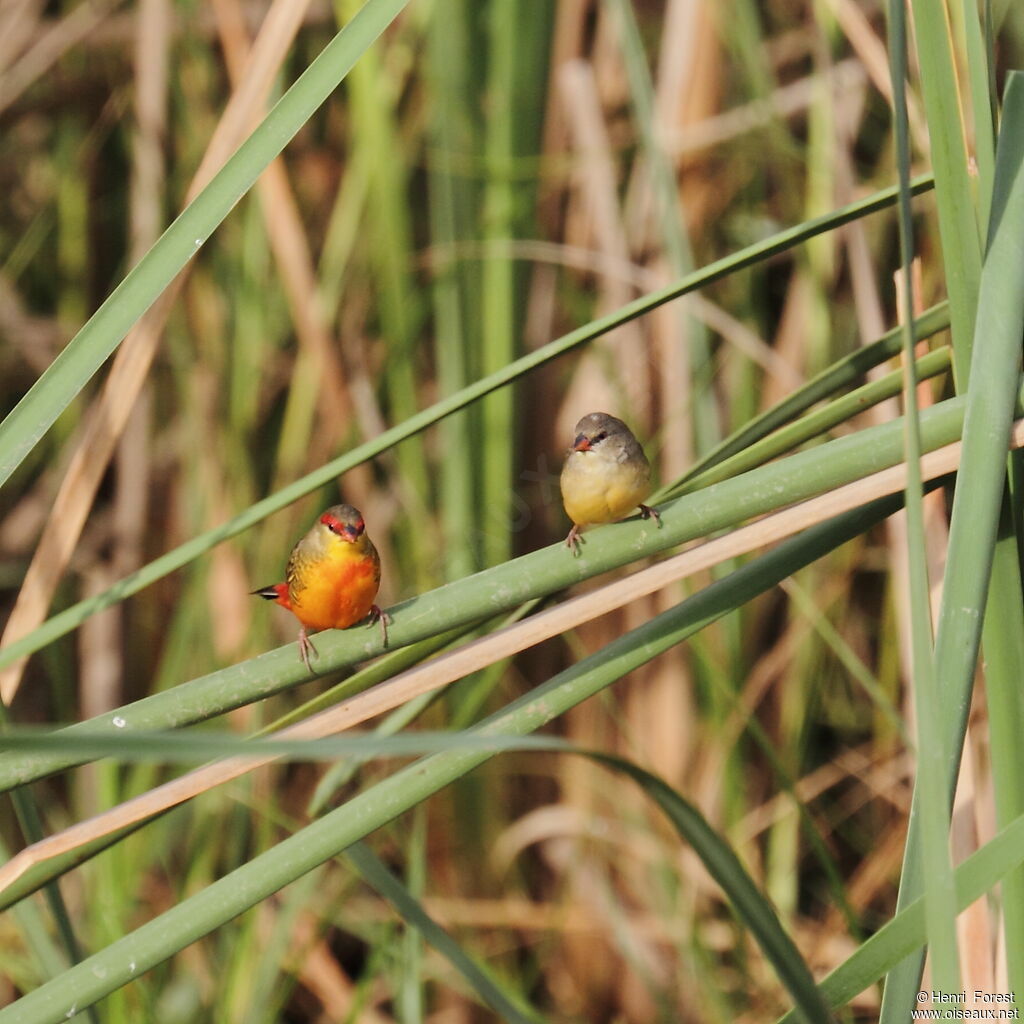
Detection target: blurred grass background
<box><xmin>1</xmin><ymin>0</ymin><xmax>1024</xmax><ymax>1021</ymax></box>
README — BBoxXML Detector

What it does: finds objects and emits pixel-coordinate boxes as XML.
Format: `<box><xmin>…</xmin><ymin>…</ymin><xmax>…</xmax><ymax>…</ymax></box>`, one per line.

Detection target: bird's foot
<box><xmin>565</xmin><ymin>524</ymin><xmax>584</xmax><ymax>556</ymax></box>
<box><xmin>298</xmin><ymin>627</ymin><xmax>319</xmax><ymax>673</ymax></box>
<box><xmin>368</xmin><ymin>604</ymin><xmax>391</xmax><ymax>646</ymax></box>
<box><xmin>639</xmin><ymin>504</ymin><xmax>662</xmax><ymax>528</ymax></box>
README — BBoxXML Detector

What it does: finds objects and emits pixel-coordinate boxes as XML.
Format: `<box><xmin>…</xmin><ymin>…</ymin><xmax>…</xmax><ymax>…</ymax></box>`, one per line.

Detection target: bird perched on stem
<box><xmin>560</xmin><ymin>412</ymin><xmax>661</xmax><ymax>554</ymax></box>
<box><xmin>253</xmin><ymin>504</ymin><xmax>387</xmax><ymax>671</ymax></box>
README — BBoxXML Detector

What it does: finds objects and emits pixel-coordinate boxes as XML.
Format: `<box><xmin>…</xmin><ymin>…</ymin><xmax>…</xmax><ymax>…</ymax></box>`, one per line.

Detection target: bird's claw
<box><xmin>298</xmin><ymin>627</ymin><xmax>319</xmax><ymax>673</ymax></box>
<box><xmin>368</xmin><ymin>604</ymin><xmax>391</xmax><ymax>646</ymax></box>
<box><xmin>565</xmin><ymin>524</ymin><xmax>584</xmax><ymax>556</ymax></box>
<box><xmin>640</xmin><ymin>504</ymin><xmax>662</xmax><ymax>528</ymax></box>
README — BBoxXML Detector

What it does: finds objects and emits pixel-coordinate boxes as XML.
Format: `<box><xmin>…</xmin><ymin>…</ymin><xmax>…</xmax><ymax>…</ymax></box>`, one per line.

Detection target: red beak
<box><xmin>573</xmin><ymin>434</ymin><xmax>592</xmax><ymax>452</ymax></box>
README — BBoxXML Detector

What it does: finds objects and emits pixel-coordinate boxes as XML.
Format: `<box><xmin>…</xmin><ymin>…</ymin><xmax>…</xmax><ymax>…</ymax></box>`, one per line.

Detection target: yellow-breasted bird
<box><xmin>560</xmin><ymin>411</ymin><xmax>661</xmax><ymax>554</ymax></box>
<box><xmin>253</xmin><ymin>504</ymin><xmax>387</xmax><ymax>671</ymax></box>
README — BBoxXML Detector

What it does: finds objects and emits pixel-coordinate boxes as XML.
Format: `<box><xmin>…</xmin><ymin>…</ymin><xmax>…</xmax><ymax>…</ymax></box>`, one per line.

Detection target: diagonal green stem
<box><xmin>0</xmin><ymin>0</ymin><xmax>412</xmax><ymax>490</ymax></box>
<box><xmin>0</xmin><ymin>177</ymin><xmax>936</xmax><ymax>675</ymax></box>
<box><xmin>0</xmin><ymin>385</ymin><xmax>1010</xmax><ymax>794</ymax></box>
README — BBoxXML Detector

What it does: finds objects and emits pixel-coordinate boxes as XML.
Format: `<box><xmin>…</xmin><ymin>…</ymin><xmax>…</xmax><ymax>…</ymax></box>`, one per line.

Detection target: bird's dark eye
<box><xmin>594</xmin><ymin>431</ymin><xmax>607</xmax><ymax>442</ymax></box>
<box><xmin>320</xmin><ymin>513</ymin><xmax>344</xmax><ymax>535</ymax></box>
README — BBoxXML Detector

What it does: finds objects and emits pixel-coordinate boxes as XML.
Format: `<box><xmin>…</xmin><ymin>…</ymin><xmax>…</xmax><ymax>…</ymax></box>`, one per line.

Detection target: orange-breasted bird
<box><xmin>560</xmin><ymin>411</ymin><xmax>661</xmax><ymax>554</ymax></box>
<box><xmin>253</xmin><ymin>504</ymin><xmax>387</xmax><ymax>671</ymax></box>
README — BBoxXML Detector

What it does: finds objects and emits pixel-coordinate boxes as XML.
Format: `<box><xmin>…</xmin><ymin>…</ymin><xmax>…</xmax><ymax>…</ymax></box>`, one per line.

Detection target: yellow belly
<box><xmin>561</xmin><ymin>454</ymin><xmax>651</xmax><ymax>527</ymax></box>
<box><xmin>288</xmin><ymin>545</ymin><xmax>380</xmax><ymax>632</ymax></box>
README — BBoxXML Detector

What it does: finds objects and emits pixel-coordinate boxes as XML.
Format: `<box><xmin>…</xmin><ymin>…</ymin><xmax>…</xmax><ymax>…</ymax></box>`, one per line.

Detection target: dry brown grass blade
<box><xmin>540</xmin><ymin>0</ymin><xmax>587</xmax><ymax>161</ymax></box>
<box><xmin>424</xmin><ymin>240</ymin><xmax>801</xmax><ymax>396</ymax></box>
<box><xmin>0</xmin><ymin>0</ymin><xmax>44</xmax><ymax>78</ymax></box>
<box><xmin>953</xmin><ymin>721</ymin><xmax>996</xmax><ymax>996</ymax></box>
<box><xmin>557</xmin><ymin>57</ymin><xmax>650</xmax><ymax>427</ymax></box>
<box><xmin>291</xmin><ymin>909</ymin><xmax>397</xmax><ymax>1024</ymax></box>
<box><xmin>4</xmin><ymin>424</ymin><xmax>1022</xmax><ymax>898</ymax></box>
<box><xmin>79</xmin><ymin>0</ymin><xmax>172</xmax><ymax>727</ymax></box>
<box><xmin>204</xmin><ymin>0</ymin><xmax>366</xmax><ymax>656</ymax></box>
<box><xmin>213</xmin><ymin>0</ymin><xmax>355</xmax><ymax>439</ymax></box>
<box><xmin>0</xmin><ymin>0</ymin><xmax>316</xmax><ymax>706</ymax></box>
<box><xmin>734</xmin><ymin>745</ymin><xmax>898</xmax><ymax>845</ymax></box>
<box><xmin>0</xmin><ymin>0</ymin><xmax>119</xmax><ymax>116</ymax></box>
<box><xmin>128</xmin><ymin>0</ymin><xmax>171</xmax><ymax>266</ymax></box>
<box><xmin>824</xmin><ymin>0</ymin><xmax>929</xmax><ymax>153</ymax></box>
<box><xmin>662</xmin><ymin>59</ymin><xmax>866</xmax><ymax>158</ymax></box>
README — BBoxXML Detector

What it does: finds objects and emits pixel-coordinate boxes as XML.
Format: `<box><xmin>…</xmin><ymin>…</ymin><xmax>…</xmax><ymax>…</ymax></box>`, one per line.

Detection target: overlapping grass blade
<box><xmin>0</xmin><ymin>492</ymin><xmax>905</xmax><ymax>1020</ymax></box>
<box><xmin>673</xmin><ymin>346</ymin><xmax>950</xmax><ymax>496</ymax></box>
<box><xmin>346</xmin><ymin>843</ymin><xmax>544</xmax><ymax>1024</ymax></box>
<box><xmin>888</xmin><ymin>0</ymin><xmax>959</xmax><ymax>993</ymax></box>
<box><xmin>881</xmin><ymin>70</ymin><xmax>1024</xmax><ymax>1019</ymax></box>
<box><xmin>4</xmin><ymin>790</ymin><xmax>98</xmax><ymax>1024</ymax></box>
<box><xmin>981</xmin><ymin>505</ymin><xmax>1024</xmax><ymax>1002</ymax></box>
<box><xmin>587</xmin><ymin>753</ymin><xmax>831</xmax><ymax>1024</ymax></box>
<box><xmin>662</xmin><ymin>303</ymin><xmax>950</xmax><ymax>495</ymax></box>
<box><xmin>0</xmin><ymin>388</ymin><xmax>1008</xmax><ymax>794</ymax></box>
<box><xmin>908</xmin><ymin>0</ymin><xmax>982</xmax><ymax>377</ymax></box>
<box><xmin>952</xmin><ymin>0</ymin><xmax>996</xmax><ymax>232</ymax></box>
<box><xmin>776</xmin><ymin>805</ymin><xmax>1024</xmax><ymax>1022</ymax></box>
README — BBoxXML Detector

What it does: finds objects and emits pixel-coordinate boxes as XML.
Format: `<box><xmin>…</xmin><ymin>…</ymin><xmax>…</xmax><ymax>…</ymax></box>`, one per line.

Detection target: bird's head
<box><xmin>571</xmin><ymin>412</ymin><xmax>630</xmax><ymax>453</ymax></box>
<box><xmin>319</xmin><ymin>504</ymin><xmax>366</xmax><ymax>543</ymax></box>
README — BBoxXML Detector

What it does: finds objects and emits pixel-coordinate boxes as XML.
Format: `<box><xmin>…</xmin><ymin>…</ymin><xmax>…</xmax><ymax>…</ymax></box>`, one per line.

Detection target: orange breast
<box><xmin>287</xmin><ymin>548</ymin><xmax>380</xmax><ymax>632</ymax></box>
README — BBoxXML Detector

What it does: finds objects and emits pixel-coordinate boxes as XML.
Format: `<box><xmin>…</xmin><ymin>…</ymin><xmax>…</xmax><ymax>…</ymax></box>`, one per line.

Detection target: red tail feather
<box><xmin>252</xmin><ymin>583</ymin><xmax>290</xmax><ymax>609</ymax></box>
